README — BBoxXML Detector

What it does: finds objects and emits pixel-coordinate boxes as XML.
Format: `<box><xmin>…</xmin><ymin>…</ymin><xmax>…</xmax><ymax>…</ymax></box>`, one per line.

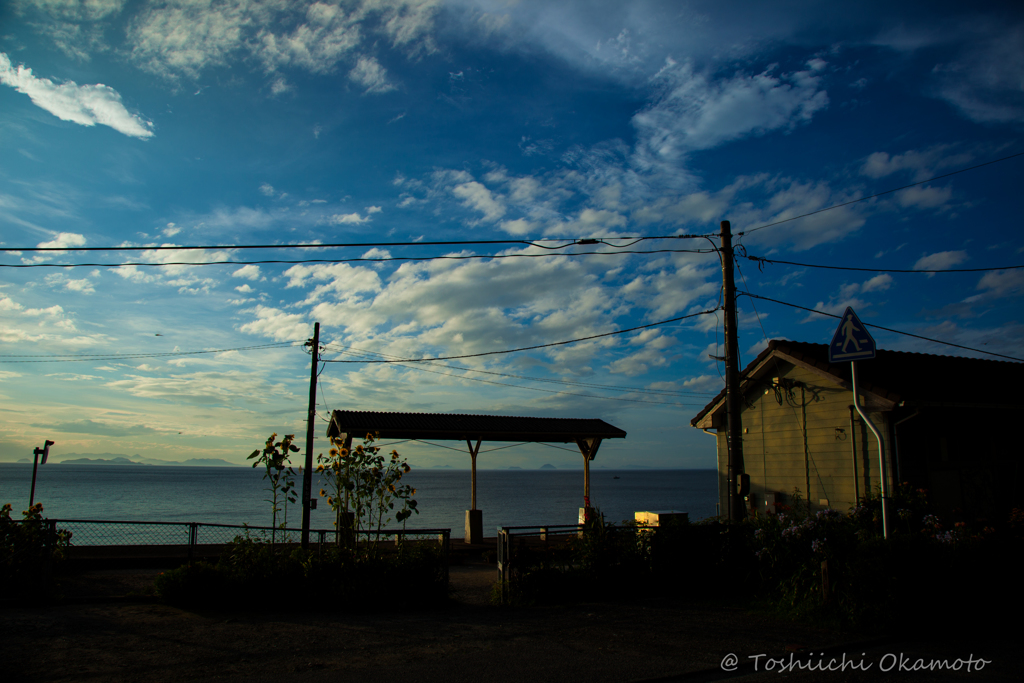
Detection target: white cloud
<box><xmin>860</xmin><ymin>146</ymin><xmax>973</xmax><ymax>182</ymax></box>
<box><xmin>971</xmin><ymin>269</ymin><xmax>1024</xmax><ymax>300</ymax></box>
<box><xmin>234</xmin><ymin>284</ymin><xmax>254</xmax><ymax>293</ymax></box>
<box><xmin>259</xmin><ymin>182</ymin><xmax>275</xmax><ymax>196</ymax></box>
<box><xmin>451</xmin><ymin>181</ymin><xmax>506</xmax><ymax>222</ymax></box>
<box><xmin>737</xmin><ymin>176</ymin><xmax>868</xmax><ymax>251</ymax></box>
<box><xmin>348</xmin><ymin>55</ymin><xmax>396</xmax><ymax>93</ymax></box>
<box><xmin>681</xmin><ymin>374</ymin><xmax>723</xmax><ymax>393</ymax></box>
<box><xmin>632</xmin><ymin>58</ymin><xmax>828</xmax><ymax>172</ymax></box>
<box><xmin>239</xmin><ymin>305</ymin><xmax>312</xmax><ymax>341</ymax></box>
<box><xmin>933</xmin><ymin>23</ymin><xmax>1024</xmax><ymax>124</ymax></box>
<box><xmin>914</xmin><ymin>251</ymin><xmax>968</xmax><ymax>276</ymax></box>
<box><xmin>282</xmin><ymin>262</ymin><xmax>382</xmax><ymax>302</ymax></box>
<box><xmin>806</xmin><ymin>296</ymin><xmax>868</xmax><ymax>320</ymax></box>
<box><xmin>361</xmin><ymin>247</ymin><xmax>391</xmax><ymax>261</ymax></box>
<box><xmin>895</xmin><ymin>185</ymin><xmax>952</xmax><ymax>210</ymax></box>
<box><xmin>110</xmin><ymin>264</ymin><xmax>157</xmax><ymax>283</ymax></box>
<box><xmin>45</xmin><ymin>273</ymin><xmax>96</xmax><ymax>294</ymax></box>
<box><xmin>365</xmin><ymin>205</ymin><xmax>382</xmax><ymax>214</ymax></box>
<box><xmin>127</xmin><ymin>0</ymin><xmax>260</xmax><ymax>80</ymax></box>
<box><xmin>256</xmin><ymin>3</ymin><xmax>362</xmax><ymax>75</ymax></box>
<box><xmin>232</xmin><ymin>264</ymin><xmax>262</xmax><ymax>280</ymax></box>
<box><xmin>499</xmin><ymin>218</ymin><xmax>536</xmax><ymax>236</ymax></box>
<box><xmin>106</xmin><ymin>370</ymin><xmax>295</xmax><ymax>406</ymax></box>
<box><xmin>328</xmin><ymin>212</ymin><xmax>371</xmax><ymax>224</ymax></box>
<box><xmin>0</xmin><ymin>52</ymin><xmax>154</xmax><ymax>139</ymax></box>
<box><xmin>860</xmin><ymin>274</ymin><xmax>893</xmax><ymax>293</ymax></box>
<box><xmin>126</xmin><ymin>0</ymin><xmax>438</xmax><ymax>83</ymax></box>
<box><xmin>37</xmin><ymin>232</ymin><xmax>87</xmax><ymax>252</ymax></box>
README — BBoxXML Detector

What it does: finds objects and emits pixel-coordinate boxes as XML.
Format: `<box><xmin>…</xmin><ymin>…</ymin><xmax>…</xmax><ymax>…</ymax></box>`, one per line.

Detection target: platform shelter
<box><xmin>326</xmin><ymin>410</ymin><xmax>627</xmax><ymax>543</ymax></box>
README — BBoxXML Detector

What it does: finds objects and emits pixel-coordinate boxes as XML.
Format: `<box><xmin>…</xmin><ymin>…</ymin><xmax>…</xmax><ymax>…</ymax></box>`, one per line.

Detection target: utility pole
<box><xmin>301</xmin><ymin>322</ymin><xmax>320</xmax><ymax>549</ymax></box>
<box><xmin>720</xmin><ymin>220</ymin><xmax>746</xmax><ymax>523</ymax></box>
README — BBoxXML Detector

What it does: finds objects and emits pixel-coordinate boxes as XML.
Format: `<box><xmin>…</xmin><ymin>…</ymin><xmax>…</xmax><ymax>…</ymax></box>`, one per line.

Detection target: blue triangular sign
<box><xmin>829</xmin><ymin>307</ymin><xmax>876</xmax><ymax>362</ymax></box>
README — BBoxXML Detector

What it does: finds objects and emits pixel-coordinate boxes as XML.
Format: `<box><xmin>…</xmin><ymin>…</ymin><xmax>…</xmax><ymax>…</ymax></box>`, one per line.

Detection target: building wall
<box><xmin>717</xmin><ymin>360</ymin><xmax>894</xmax><ymax>516</ymax></box>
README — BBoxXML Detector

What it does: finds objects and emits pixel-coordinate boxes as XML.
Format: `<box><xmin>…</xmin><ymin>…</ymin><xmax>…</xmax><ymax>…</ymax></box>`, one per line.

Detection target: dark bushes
<box><xmin>747</xmin><ymin>486</ymin><xmax>1024</xmax><ymax>630</ymax></box>
<box><xmin>155</xmin><ymin>535</ymin><xmax>448</xmax><ymax>610</ymax></box>
<box><xmin>499</xmin><ymin>514</ymin><xmax>752</xmax><ymax>606</ymax></box>
<box><xmin>0</xmin><ymin>503</ymin><xmax>70</xmax><ymax>598</ymax></box>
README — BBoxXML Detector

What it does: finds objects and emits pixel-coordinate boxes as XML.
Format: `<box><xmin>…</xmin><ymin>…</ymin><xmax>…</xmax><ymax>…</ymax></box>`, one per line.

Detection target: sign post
<box><xmin>829</xmin><ymin>307</ymin><xmax>888</xmax><ymax>538</ymax></box>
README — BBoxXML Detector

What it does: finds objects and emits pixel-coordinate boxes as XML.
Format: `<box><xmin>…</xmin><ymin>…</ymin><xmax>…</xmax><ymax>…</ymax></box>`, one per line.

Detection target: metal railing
<box><xmin>496</xmin><ymin>523</ymin><xmax>585</xmax><ymax>605</ymax></box>
<box><xmin>36</xmin><ymin>519</ymin><xmax>449</xmax><ymax>576</ymax></box>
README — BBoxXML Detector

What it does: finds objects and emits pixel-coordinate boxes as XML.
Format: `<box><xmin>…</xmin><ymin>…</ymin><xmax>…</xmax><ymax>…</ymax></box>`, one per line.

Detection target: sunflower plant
<box><xmin>317</xmin><ymin>432</ymin><xmax>418</xmax><ymax>555</ymax></box>
<box><xmin>247</xmin><ymin>432</ymin><xmax>300</xmax><ymax>543</ymax></box>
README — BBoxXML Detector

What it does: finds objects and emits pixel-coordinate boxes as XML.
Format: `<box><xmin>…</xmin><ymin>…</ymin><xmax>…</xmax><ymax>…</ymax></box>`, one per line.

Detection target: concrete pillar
<box><xmin>465</xmin><ymin>509</ymin><xmax>483</xmax><ymax>543</ymax></box>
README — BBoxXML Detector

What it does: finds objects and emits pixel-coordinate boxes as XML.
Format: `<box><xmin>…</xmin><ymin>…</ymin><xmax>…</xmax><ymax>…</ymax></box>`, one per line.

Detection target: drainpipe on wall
<box><xmin>849</xmin><ymin>405</ymin><xmax>860</xmax><ymax>504</ymax></box>
<box><xmin>702</xmin><ymin>428</ymin><xmax>722</xmax><ymax>519</ymax></box>
<box><xmin>852</xmin><ymin>362</ymin><xmax>889</xmax><ymax>539</ymax></box>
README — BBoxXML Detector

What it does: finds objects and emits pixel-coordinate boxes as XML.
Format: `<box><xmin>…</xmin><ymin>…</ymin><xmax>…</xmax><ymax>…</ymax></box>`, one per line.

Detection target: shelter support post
<box><xmin>465</xmin><ymin>439</ymin><xmax>483</xmax><ymax>543</ymax></box>
<box><xmin>575</xmin><ymin>438</ymin><xmax>602</xmax><ymax>523</ymax></box>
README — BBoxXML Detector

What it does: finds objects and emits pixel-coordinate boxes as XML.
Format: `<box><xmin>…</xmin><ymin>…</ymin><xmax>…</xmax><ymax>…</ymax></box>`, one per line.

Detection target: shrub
<box><xmin>155</xmin><ymin>533</ymin><xmax>448</xmax><ymax>610</ymax></box>
<box><xmin>497</xmin><ymin>513</ymin><xmax>745</xmax><ymax>606</ymax></box>
<box><xmin>0</xmin><ymin>503</ymin><xmax>70</xmax><ymax>596</ymax></box>
<box><xmin>746</xmin><ymin>485</ymin><xmax>1023</xmax><ymax>629</ymax></box>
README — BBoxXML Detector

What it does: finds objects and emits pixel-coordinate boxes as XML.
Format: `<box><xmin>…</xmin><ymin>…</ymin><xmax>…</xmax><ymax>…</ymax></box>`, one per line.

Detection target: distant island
<box><xmin>60</xmin><ymin>457</ymin><xmax>146</xmax><ymax>466</ymax></box>
<box><xmin>539</xmin><ymin>463</ymin><xmax>556</xmax><ymax>469</ymax></box>
<box><xmin>48</xmin><ymin>453</ymin><xmax>243</xmax><ymax>467</ymax></box>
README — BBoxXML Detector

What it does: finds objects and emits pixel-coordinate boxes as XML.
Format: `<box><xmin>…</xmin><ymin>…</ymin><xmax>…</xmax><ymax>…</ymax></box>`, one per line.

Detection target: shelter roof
<box><xmin>327</xmin><ymin>410</ymin><xmax>627</xmax><ymax>443</ymax></box>
<box><xmin>691</xmin><ymin>340</ymin><xmax>1024</xmax><ymax>428</ymax></box>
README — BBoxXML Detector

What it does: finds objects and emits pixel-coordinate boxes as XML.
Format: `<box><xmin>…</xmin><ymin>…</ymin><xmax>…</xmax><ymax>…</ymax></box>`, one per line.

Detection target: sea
<box><xmin>0</xmin><ymin>464</ymin><xmax>717</xmax><ymax>539</ymax></box>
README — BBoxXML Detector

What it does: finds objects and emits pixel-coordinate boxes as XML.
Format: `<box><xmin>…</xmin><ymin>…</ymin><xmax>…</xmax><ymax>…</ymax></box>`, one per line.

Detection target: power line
<box><xmin>739</xmin><ymin>291</ymin><xmax>1024</xmax><ymax>362</ymax></box>
<box><xmin>738</xmin><ymin>150</ymin><xmax>1024</xmax><ymax>236</ymax></box>
<box><xmin>319</xmin><ymin>341</ymin><xmax>717</xmax><ymax>397</ymax></box>
<box><xmin>0</xmin><ymin>247</ymin><xmax>717</xmax><ymax>269</ymax></box>
<box><xmin>321</xmin><ymin>308</ymin><xmax>721</xmax><ymax>364</ymax></box>
<box><xmin>7</xmin><ymin>235</ymin><xmax>707</xmax><ymax>253</ymax></box>
<box><xmin>743</xmin><ymin>254</ymin><xmax>1024</xmax><ymax>274</ymax></box>
<box><xmin>0</xmin><ymin>341</ymin><xmax>301</xmax><ymax>363</ymax></box>
<box><xmin>323</xmin><ymin>346</ymin><xmax>711</xmax><ymax>406</ymax></box>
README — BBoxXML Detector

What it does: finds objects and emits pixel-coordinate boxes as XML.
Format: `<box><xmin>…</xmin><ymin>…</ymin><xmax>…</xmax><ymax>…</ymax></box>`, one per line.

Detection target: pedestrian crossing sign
<box><xmin>829</xmin><ymin>307</ymin><xmax>876</xmax><ymax>362</ymax></box>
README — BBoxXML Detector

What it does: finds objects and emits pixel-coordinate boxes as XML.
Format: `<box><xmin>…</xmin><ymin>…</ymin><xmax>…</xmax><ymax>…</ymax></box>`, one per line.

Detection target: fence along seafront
<box><xmin>22</xmin><ymin>518</ymin><xmax>449</xmax><ymax>576</ymax></box>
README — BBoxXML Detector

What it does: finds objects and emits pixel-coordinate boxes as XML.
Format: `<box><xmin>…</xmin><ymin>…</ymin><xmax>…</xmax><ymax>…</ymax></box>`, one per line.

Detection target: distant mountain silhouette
<box><xmin>53</xmin><ymin>453</ymin><xmax>241</xmax><ymax>467</ymax></box>
<box><xmin>539</xmin><ymin>463</ymin><xmax>556</xmax><ymax>469</ymax></box>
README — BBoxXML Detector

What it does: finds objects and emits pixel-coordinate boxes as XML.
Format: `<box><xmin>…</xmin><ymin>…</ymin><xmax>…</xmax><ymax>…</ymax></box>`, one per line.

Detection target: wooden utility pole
<box><xmin>720</xmin><ymin>220</ymin><xmax>746</xmax><ymax>523</ymax></box>
<box><xmin>301</xmin><ymin>322</ymin><xmax>320</xmax><ymax>549</ymax></box>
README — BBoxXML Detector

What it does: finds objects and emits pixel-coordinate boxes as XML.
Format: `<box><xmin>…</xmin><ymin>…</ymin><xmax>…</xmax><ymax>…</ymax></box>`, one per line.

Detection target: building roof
<box><xmin>691</xmin><ymin>340</ymin><xmax>1024</xmax><ymax>428</ymax></box>
<box><xmin>327</xmin><ymin>410</ymin><xmax>627</xmax><ymax>443</ymax></box>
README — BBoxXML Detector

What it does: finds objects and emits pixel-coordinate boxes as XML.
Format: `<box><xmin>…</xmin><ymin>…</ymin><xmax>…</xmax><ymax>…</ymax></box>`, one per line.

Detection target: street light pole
<box><xmin>29</xmin><ymin>440</ymin><xmax>54</xmax><ymax>508</ymax></box>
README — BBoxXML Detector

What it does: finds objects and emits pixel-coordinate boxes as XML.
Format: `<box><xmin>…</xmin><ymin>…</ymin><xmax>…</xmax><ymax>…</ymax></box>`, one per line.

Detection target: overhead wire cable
<box><xmin>0</xmin><ymin>341</ymin><xmax>302</xmax><ymax>363</ymax></box>
<box><xmin>536</xmin><ymin>442</ymin><xmax>580</xmax><ymax>453</ymax></box>
<box><xmin>739</xmin><ymin>292</ymin><xmax>1024</xmax><ymax>362</ymax></box>
<box><xmin>321</xmin><ymin>308</ymin><xmax>721</xmax><ymax>364</ymax></box>
<box><xmin>0</xmin><ymin>247</ymin><xmax>718</xmax><ymax>269</ymax></box>
<box><xmin>7</xmin><ymin>234</ymin><xmax>710</xmax><ymax>253</ymax></box>
<box><xmin>318</xmin><ymin>341</ymin><xmax>717</xmax><ymax>397</ymax></box>
<box><xmin>738</xmin><ymin>150</ymin><xmax>1024</xmax><ymax>236</ymax></box>
<box><xmin>322</xmin><ymin>346</ymin><xmax>709</xmax><ymax>406</ymax></box>
<box><xmin>743</xmin><ymin>255</ymin><xmax>1024</xmax><ymax>274</ymax></box>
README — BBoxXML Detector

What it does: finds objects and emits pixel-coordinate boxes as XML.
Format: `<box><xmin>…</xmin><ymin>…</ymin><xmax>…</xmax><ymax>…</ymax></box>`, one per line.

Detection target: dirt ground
<box><xmin>1</xmin><ymin>564</ymin><xmax>1015</xmax><ymax>683</ymax></box>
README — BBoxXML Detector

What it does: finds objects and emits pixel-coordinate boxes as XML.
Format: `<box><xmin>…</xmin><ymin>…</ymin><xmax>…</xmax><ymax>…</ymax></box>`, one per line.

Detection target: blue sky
<box><xmin>1</xmin><ymin>0</ymin><xmax>1022</xmax><ymax>469</ymax></box>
